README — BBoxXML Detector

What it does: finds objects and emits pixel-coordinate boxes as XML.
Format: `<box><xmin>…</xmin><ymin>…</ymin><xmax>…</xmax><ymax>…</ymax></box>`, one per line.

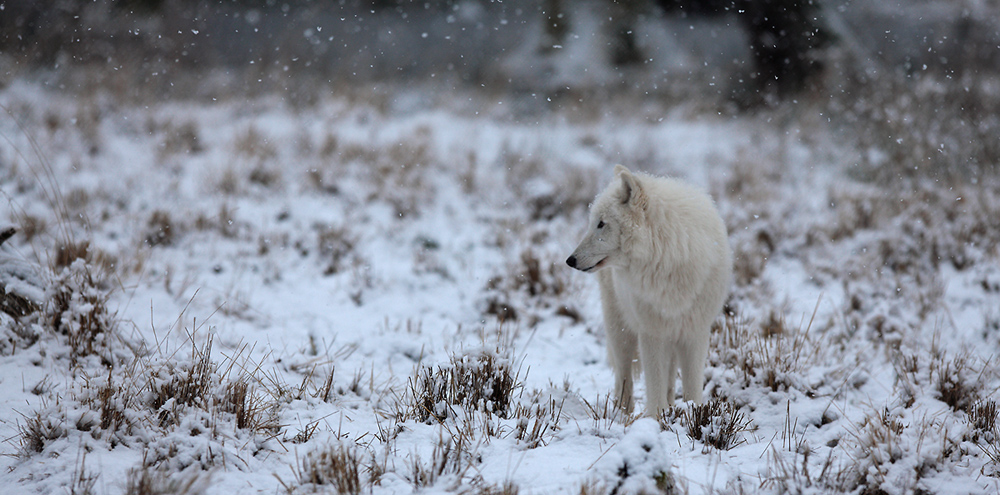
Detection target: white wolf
<box><xmin>567</xmin><ymin>165</ymin><xmax>732</xmax><ymax>417</ymax></box>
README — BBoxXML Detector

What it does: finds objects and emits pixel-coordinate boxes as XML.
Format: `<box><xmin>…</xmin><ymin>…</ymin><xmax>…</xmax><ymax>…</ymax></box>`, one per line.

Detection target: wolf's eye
<box><xmin>597</xmin><ymin>220</ymin><xmax>605</xmax><ymax>229</ymax></box>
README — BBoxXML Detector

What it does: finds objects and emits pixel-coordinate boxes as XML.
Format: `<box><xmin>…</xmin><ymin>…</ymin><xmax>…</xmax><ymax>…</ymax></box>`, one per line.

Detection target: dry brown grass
<box><xmin>484</xmin><ymin>245</ymin><xmax>579</xmax><ymax>325</ymax></box>
<box><xmin>968</xmin><ymin>399</ymin><xmax>998</xmax><ymax>439</ymax></box>
<box><xmin>406</xmin><ymin>432</ymin><xmax>477</xmax><ymax>490</ymax></box>
<box><xmin>52</xmin><ymin>240</ymin><xmax>93</xmax><ymax>269</ymax></box>
<box><xmin>844</xmin><ymin>407</ymin><xmax>908</xmax><ymax>492</ymax></box>
<box><xmin>146</xmin><ymin>339</ymin><xmax>216</xmax><ymax>427</ymax></box>
<box><xmin>293</xmin><ymin>443</ymin><xmax>363</xmax><ymax>494</ymax></box>
<box><xmin>511</xmin><ymin>393</ymin><xmax>565</xmax><ymax>449</ymax></box>
<box><xmin>221</xmin><ymin>376</ymin><xmax>282</xmax><ymax>434</ymax></box>
<box><xmin>0</xmin><ymin>229</ymin><xmax>43</xmax><ymax>326</ymax></box>
<box><xmin>711</xmin><ymin>147</ymin><xmax>786</xmax><ymax>290</ymax></box>
<box><xmin>932</xmin><ymin>353</ymin><xmax>983</xmax><ymax>414</ymax></box>
<box><xmin>582</xmin><ymin>392</ymin><xmax>638</xmax><ymax>432</ymax></box>
<box><xmin>68</xmin><ymin>452</ymin><xmax>98</xmax><ymax>495</ymax></box>
<box><xmin>93</xmin><ymin>374</ymin><xmax>132</xmax><ymax>435</ymax></box>
<box><xmin>407</xmin><ymin>350</ymin><xmax>521</xmax><ymax>423</ymax></box>
<box><xmin>709</xmin><ymin>311</ymin><xmax>822</xmax><ymax>396</ymax></box>
<box><xmin>676</xmin><ymin>399</ymin><xmax>753</xmax><ymax>451</ymax></box>
<box><xmin>16</xmin><ymin>409</ymin><xmax>65</xmax><ymax>457</ymax></box>
<box><xmin>0</xmin><ymin>284</ymin><xmax>39</xmax><ymax>320</ymax></box>
<box><xmin>499</xmin><ymin>142</ymin><xmax>598</xmax><ymax>222</ymax></box>
<box><xmin>124</xmin><ymin>464</ymin><xmax>210</xmax><ymax>495</ymax></box>
<box><xmin>144</xmin><ymin>210</ymin><xmax>176</xmax><ymax>247</ymax></box>
<box><xmin>233</xmin><ymin>125</ymin><xmax>278</xmax><ymax>161</ymax></box>
<box><xmin>315</xmin><ymin>223</ymin><xmax>358</xmax><ymax>276</ymax></box>
<box><xmin>194</xmin><ymin>204</ymin><xmax>240</xmax><ymax>239</ymax></box>
<box><xmin>12</xmin><ymin>324</ymin><xmax>291</xmax><ymax>480</ymax></box>
<box><xmin>155</xmin><ymin>120</ymin><xmax>203</xmax><ymax>159</ymax></box>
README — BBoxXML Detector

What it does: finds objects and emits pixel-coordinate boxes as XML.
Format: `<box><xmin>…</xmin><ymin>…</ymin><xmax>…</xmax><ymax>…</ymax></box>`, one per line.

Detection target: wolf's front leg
<box><xmin>600</xmin><ymin>271</ymin><xmax>636</xmax><ymax>413</ymax></box>
<box><xmin>606</xmin><ymin>325</ymin><xmax>637</xmax><ymax>413</ymax></box>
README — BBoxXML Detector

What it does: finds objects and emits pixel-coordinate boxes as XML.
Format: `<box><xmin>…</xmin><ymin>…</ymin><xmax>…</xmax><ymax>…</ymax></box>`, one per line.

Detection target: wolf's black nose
<box><xmin>566</xmin><ymin>256</ymin><xmax>577</xmax><ymax>268</ymax></box>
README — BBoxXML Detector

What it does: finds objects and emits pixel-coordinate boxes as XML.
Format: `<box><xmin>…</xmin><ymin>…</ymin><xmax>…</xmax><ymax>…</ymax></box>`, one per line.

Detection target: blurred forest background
<box><xmin>2</xmin><ymin>0</ymin><xmax>999</xmax><ymax>176</ymax></box>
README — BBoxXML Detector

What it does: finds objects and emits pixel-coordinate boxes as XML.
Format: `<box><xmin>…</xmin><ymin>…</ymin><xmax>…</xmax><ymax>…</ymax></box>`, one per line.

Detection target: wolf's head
<box><xmin>566</xmin><ymin>165</ymin><xmax>647</xmax><ymax>273</ymax></box>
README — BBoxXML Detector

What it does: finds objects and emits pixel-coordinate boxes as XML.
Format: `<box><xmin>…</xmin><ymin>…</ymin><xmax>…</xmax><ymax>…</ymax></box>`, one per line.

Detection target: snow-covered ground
<box><xmin>1</xmin><ymin>75</ymin><xmax>999</xmax><ymax>495</ymax></box>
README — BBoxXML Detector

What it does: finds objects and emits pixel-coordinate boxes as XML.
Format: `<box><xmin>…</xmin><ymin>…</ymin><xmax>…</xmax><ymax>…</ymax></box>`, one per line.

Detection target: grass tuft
<box><xmin>94</xmin><ymin>375</ymin><xmax>131</xmax><ymax>434</ymax></box>
<box><xmin>407</xmin><ymin>432</ymin><xmax>476</xmax><ymax>489</ymax></box>
<box><xmin>584</xmin><ymin>392</ymin><xmax>636</xmax><ymax>431</ymax></box>
<box><xmin>0</xmin><ymin>282</ymin><xmax>40</xmax><ymax>320</ymax></box>
<box><xmin>68</xmin><ymin>452</ymin><xmax>98</xmax><ymax>495</ymax></box>
<box><xmin>156</xmin><ymin>120</ymin><xmax>203</xmax><ymax>158</ymax></box>
<box><xmin>933</xmin><ymin>354</ymin><xmax>980</xmax><ymax>413</ymax></box>
<box><xmin>709</xmin><ymin>312</ymin><xmax>819</xmax><ymax>395</ymax></box>
<box><xmin>680</xmin><ymin>400</ymin><xmax>752</xmax><ymax>451</ymax></box>
<box><xmin>17</xmin><ymin>409</ymin><xmax>65</xmax><ymax>457</ymax></box>
<box><xmin>125</xmin><ymin>464</ymin><xmax>209</xmax><ymax>495</ymax></box>
<box><xmin>221</xmin><ymin>376</ymin><xmax>281</xmax><ymax>434</ymax></box>
<box><xmin>295</xmin><ymin>443</ymin><xmax>363</xmax><ymax>494</ymax></box>
<box><xmin>969</xmin><ymin>399</ymin><xmax>998</xmax><ymax>436</ymax></box>
<box><xmin>408</xmin><ymin>350</ymin><xmax>521</xmax><ymax>423</ymax></box>
<box><xmin>476</xmin><ymin>481</ymin><xmax>521</xmax><ymax>495</ymax></box>
<box><xmin>53</xmin><ymin>241</ymin><xmax>93</xmax><ymax>270</ymax></box>
<box><xmin>144</xmin><ymin>211</ymin><xmax>175</xmax><ymax>247</ymax></box>
<box><xmin>511</xmin><ymin>394</ymin><xmax>565</xmax><ymax>448</ymax></box>
<box><xmin>147</xmin><ymin>338</ymin><xmax>216</xmax><ymax>427</ymax></box>
<box><xmin>315</xmin><ymin>223</ymin><xmax>358</xmax><ymax>276</ymax></box>
<box><xmin>511</xmin><ymin>248</ymin><xmax>568</xmax><ymax>298</ymax></box>
<box><xmin>484</xmin><ymin>246</ymin><xmax>576</xmax><ymax>324</ymax></box>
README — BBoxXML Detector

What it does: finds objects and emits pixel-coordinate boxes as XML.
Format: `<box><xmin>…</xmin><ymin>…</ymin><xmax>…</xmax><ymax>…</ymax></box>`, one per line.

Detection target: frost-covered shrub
<box><xmin>0</xmin><ymin>229</ymin><xmax>43</xmax><ymax>319</ymax></box>
<box><xmin>47</xmin><ymin>259</ymin><xmax>116</xmax><ymax>364</ymax></box>
<box><xmin>0</xmin><ymin>226</ymin><xmax>45</xmax><ymax>354</ymax></box>
<box><xmin>592</xmin><ymin>419</ymin><xmax>677</xmax><ymax>494</ymax></box>
<box><xmin>837</xmin><ymin>406</ymin><xmax>965</xmax><ymax>495</ymax></box>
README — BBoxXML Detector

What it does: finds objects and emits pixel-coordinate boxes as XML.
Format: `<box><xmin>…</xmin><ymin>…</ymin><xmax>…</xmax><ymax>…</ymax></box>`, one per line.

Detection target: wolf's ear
<box><xmin>616</xmin><ymin>166</ymin><xmax>646</xmax><ymax>209</ymax></box>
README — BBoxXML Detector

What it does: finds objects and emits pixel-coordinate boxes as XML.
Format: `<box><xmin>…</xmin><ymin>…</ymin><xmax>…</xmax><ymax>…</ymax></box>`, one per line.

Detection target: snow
<box><xmin>1</xmin><ymin>70</ymin><xmax>999</xmax><ymax>495</ymax></box>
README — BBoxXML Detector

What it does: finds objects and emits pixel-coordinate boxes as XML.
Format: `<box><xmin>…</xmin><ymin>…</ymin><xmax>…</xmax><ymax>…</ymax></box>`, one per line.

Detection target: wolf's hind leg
<box><xmin>639</xmin><ymin>332</ymin><xmax>672</xmax><ymax>417</ymax></box>
<box><xmin>679</xmin><ymin>335</ymin><xmax>708</xmax><ymax>404</ymax></box>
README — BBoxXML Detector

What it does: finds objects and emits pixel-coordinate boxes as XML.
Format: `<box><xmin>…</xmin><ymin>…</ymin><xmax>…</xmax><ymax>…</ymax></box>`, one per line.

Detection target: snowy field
<box><xmin>1</xmin><ymin>71</ymin><xmax>999</xmax><ymax>495</ymax></box>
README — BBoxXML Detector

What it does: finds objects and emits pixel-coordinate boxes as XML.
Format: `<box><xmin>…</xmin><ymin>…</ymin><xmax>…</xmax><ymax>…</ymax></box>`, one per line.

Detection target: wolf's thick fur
<box><xmin>567</xmin><ymin>165</ymin><xmax>732</xmax><ymax>417</ymax></box>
